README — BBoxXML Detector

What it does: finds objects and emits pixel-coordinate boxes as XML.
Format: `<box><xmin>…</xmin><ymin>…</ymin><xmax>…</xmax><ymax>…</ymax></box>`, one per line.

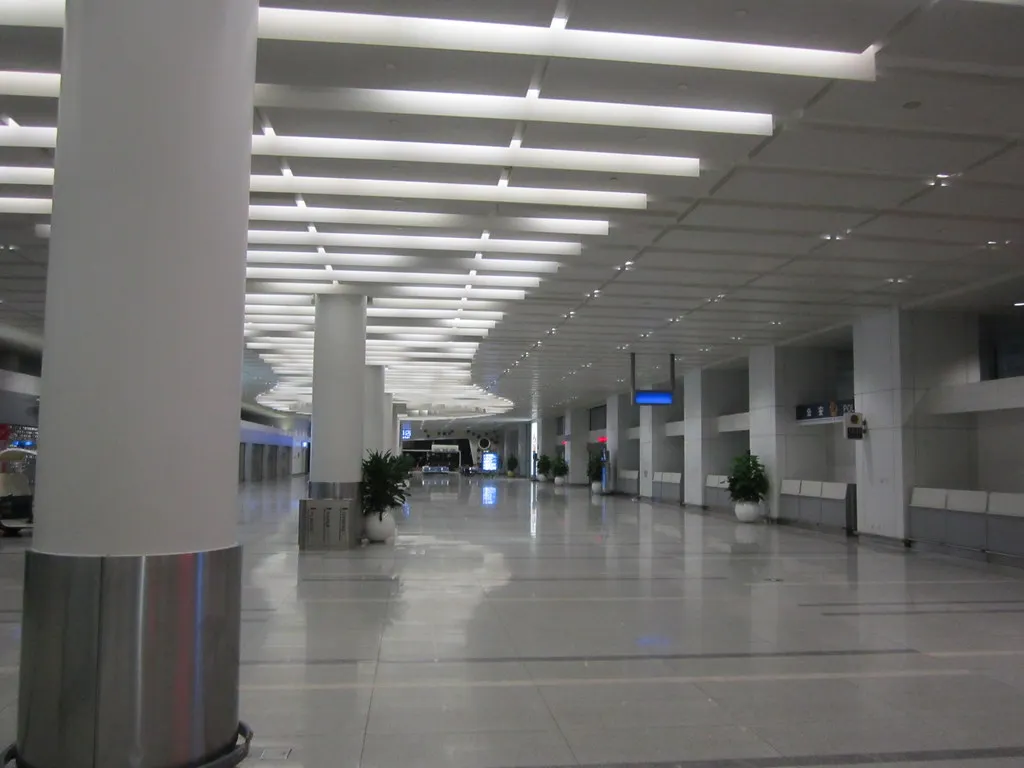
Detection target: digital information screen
<box><xmin>634</xmin><ymin>390</ymin><xmax>674</xmax><ymax>406</ymax></box>
<box><xmin>400</xmin><ymin>424</ymin><xmax>413</xmax><ymax>441</ymax></box>
<box><xmin>481</xmin><ymin>452</ymin><xmax>499</xmax><ymax>472</ymax></box>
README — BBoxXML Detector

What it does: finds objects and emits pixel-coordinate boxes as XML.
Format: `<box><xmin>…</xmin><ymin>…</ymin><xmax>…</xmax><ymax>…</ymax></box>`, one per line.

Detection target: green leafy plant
<box><xmin>361</xmin><ymin>450</ymin><xmax>408</xmax><ymax>520</ymax></box>
<box><xmin>727</xmin><ymin>451</ymin><xmax>769</xmax><ymax>503</ymax></box>
<box><xmin>551</xmin><ymin>456</ymin><xmax>569</xmax><ymax>479</ymax></box>
<box><xmin>507</xmin><ymin>455</ymin><xmax>519</xmax><ymax>474</ymax></box>
<box><xmin>587</xmin><ymin>453</ymin><xmax>603</xmax><ymax>483</ymax></box>
<box><xmin>537</xmin><ymin>454</ymin><xmax>552</xmax><ymax>477</ymax></box>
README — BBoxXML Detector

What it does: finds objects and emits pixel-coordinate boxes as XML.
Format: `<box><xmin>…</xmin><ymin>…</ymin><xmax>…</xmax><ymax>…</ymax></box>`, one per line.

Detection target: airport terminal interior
<box><xmin>2</xmin><ymin>1</ymin><xmax>1024</xmax><ymax>767</ymax></box>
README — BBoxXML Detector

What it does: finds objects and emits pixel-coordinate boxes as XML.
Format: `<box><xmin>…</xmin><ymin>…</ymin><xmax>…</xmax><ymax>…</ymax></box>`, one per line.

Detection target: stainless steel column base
<box><xmin>13</xmin><ymin>546</ymin><xmax>247</xmax><ymax>768</ymax></box>
<box><xmin>302</xmin><ymin>481</ymin><xmax>362</xmax><ymax>549</ymax></box>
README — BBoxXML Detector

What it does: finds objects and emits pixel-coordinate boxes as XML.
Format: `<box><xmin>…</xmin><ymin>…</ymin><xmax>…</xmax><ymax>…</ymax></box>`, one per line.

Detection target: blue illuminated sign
<box><xmin>481</xmin><ymin>452</ymin><xmax>499</xmax><ymax>472</ymax></box>
<box><xmin>634</xmin><ymin>390</ymin><xmax>674</xmax><ymax>406</ymax></box>
<box><xmin>400</xmin><ymin>424</ymin><xmax>413</xmax><ymax>441</ymax></box>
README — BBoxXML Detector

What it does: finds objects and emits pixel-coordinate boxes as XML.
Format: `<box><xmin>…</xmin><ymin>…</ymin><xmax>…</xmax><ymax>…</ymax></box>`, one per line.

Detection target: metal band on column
<box><xmin>14</xmin><ymin>547</ymin><xmax>248</xmax><ymax>768</ymax></box>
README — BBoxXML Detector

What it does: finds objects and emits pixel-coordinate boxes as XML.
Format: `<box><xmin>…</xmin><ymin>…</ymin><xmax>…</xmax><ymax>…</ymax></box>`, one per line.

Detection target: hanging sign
<box><xmin>795</xmin><ymin>399</ymin><xmax>855</xmax><ymax>422</ymax></box>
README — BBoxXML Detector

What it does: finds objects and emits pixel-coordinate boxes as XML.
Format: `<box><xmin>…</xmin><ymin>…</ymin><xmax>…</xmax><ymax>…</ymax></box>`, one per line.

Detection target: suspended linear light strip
<box><xmin>0</xmin><ymin>166</ymin><xmax>646</xmax><ymax>209</ymax></box>
<box><xmin>245</xmin><ymin>251</ymin><xmax>561</xmax><ymax>275</ymax></box>
<box><xmin>0</xmin><ymin>4</ymin><xmax>875</xmax><ymax>80</ymax></box>
<box><xmin>1</xmin><ymin>197</ymin><xmax>601</xmax><ymax>236</ymax></box>
<box><xmin>249</xmin><ymin>205</ymin><xmax>609</xmax><ymax>236</ymax></box>
<box><xmin>245</xmin><ymin>229</ymin><xmax>581</xmax><ymax>255</ymax></box>
<box><xmin>33</xmin><ymin>221</ymin><xmax>579</xmax><ymax>257</ymax></box>
<box><xmin>245</xmin><ymin>282</ymin><xmax>527</xmax><ymax>300</ymax></box>
<box><xmin>0</xmin><ymin>128</ymin><xmax>700</xmax><ymax>178</ymax></box>
<box><xmin>0</xmin><ymin>71</ymin><xmax>771</xmax><ymax>136</ymax></box>
<box><xmin>251</xmin><ymin>134</ymin><xmax>699</xmax><ymax>177</ymax></box>
<box><xmin>245</xmin><ymin>267</ymin><xmax>540</xmax><ymax>288</ymax></box>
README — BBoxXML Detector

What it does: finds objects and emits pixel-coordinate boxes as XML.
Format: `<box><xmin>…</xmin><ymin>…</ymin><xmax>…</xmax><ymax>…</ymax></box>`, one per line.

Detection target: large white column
<box><xmin>311</xmin><ymin>295</ymin><xmax>367</xmax><ymax>491</ymax></box>
<box><xmin>364</xmin><ymin>365</ymin><xmax>386</xmax><ymax>456</ymax></box>
<box><xmin>605</xmin><ymin>393</ymin><xmax>631</xmax><ymax>492</ymax></box>
<box><xmin>23</xmin><ymin>2</ymin><xmax>258</xmax><ymax>766</ymax></box>
<box><xmin>749</xmin><ymin>346</ymin><xmax>839</xmax><ymax>518</ymax></box>
<box><xmin>35</xmin><ymin>0</ymin><xmax>257</xmax><ymax>556</ymax></box>
<box><xmin>565</xmin><ymin>407</ymin><xmax>589</xmax><ymax>484</ymax></box>
<box><xmin>854</xmin><ymin>309</ymin><xmax>979</xmax><ymax>539</ymax></box>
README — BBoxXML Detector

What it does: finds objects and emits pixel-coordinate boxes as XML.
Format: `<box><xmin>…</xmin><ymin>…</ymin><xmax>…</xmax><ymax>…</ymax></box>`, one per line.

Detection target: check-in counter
<box><xmin>778</xmin><ymin>479</ymin><xmax>856</xmax><ymax>533</ymax></box>
<box><xmin>618</xmin><ymin>469</ymin><xmax>639</xmax><ymax>496</ymax></box>
<box><xmin>652</xmin><ymin>472</ymin><xmax>682</xmax><ymax>503</ymax></box>
<box><xmin>908</xmin><ymin>488</ymin><xmax>1024</xmax><ymax>559</ymax></box>
<box><xmin>704</xmin><ymin>474</ymin><xmax>730</xmax><ymax>508</ymax></box>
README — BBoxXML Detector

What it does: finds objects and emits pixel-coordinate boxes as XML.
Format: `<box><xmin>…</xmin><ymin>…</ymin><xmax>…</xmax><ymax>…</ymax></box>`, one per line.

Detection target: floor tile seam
<box><xmin>237</xmin><ymin>667</ymin><xmax>973</xmax><ymax>692</ymax></box>
<box><xmin>227</xmin><ymin>649</ymin><xmax>925</xmax><ymax>669</ymax></box>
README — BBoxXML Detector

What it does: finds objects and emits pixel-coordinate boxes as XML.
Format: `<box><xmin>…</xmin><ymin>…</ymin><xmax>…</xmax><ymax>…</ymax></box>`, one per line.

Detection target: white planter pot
<box><xmin>553</xmin><ymin>476</ymin><xmax>566</xmax><ymax>486</ymax></box>
<box><xmin>364</xmin><ymin>511</ymin><xmax>397</xmax><ymax>542</ymax></box>
<box><xmin>734</xmin><ymin>501</ymin><xmax>762</xmax><ymax>524</ymax></box>
<box><xmin>538</xmin><ymin>473</ymin><xmax>549</xmax><ymax>482</ymax></box>
<box><xmin>590</xmin><ymin>481</ymin><xmax>603</xmax><ymax>494</ymax></box>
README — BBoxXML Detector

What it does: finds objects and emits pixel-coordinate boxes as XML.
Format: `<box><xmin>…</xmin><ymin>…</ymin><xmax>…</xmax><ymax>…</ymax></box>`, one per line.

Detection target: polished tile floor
<box><xmin>6</xmin><ymin>476</ymin><xmax>1024</xmax><ymax>767</ymax></box>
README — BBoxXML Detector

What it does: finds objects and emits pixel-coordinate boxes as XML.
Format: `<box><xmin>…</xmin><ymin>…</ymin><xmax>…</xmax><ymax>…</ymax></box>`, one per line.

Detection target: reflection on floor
<box><xmin>6</xmin><ymin>476</ymin><xmax>1024</xmax><ymax>767</ymax></box>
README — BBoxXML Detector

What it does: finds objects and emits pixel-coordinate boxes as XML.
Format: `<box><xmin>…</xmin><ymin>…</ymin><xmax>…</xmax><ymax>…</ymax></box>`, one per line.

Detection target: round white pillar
<box><xmin>20</xmin><ymin>2</ymin><xmax>259</xmax><ymax>767</ymax></box>
<box><xmin>364</xmin><ymin>365</ymin><xmax>386</xmax><ymax>456</ymax></box>
<box><xmin>310</xmin><ymin>294</ymin><xmax>366</xmax><ymax>494</ymax></box>
<box><xmin>35</xmin><ymin>0</ymin><xmax>257</xmax><ymax>558</ymax></box>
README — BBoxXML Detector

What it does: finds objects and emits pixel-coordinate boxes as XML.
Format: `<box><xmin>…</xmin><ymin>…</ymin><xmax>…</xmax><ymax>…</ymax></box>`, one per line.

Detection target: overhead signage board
<box><xmin>795</xmin><ymin>399</ymin><xmax>854</xmax><ymax>422</ymax></box>
<box><xmin>634</xmin><ymin>390</ymin><xmax>674</xmax><ymax>406</ymax></box>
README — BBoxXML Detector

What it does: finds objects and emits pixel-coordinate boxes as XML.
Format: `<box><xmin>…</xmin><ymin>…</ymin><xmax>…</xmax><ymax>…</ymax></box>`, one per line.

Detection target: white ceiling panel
<box><xmin>902</xmin><ymin>184</ymin><xmax>1024</xmax><ymax>220</ymax></box>
<box><xmin>715</xmin><ymin>168</ymin><xmax>922</xmax><ymax>209</ymax></box>
<box><xmin>883</xmin><ymin>0</ymin><xmax>1024</xmax><ymax>69</ymax></box>
<box><xmin>566</xmin><ymin>0</ymin><xmax>920</xmax><ymax>53</ymax></box>
<box><xmin>754</xmin><ymin>126</ymin><xmax>1004</xmax><ymax>176</ymax></box>
<box><xmin>682</xmin><ymin>202</ymin><xmax>871</xmax><ymax>234</ymax></box>
<box><xmin>809</xmin><ymin>71</ymin><xmax>1024</xmax><ymax>137</ymax></box>
<box><xmin>855</xmin><ymin>214</ymin><xmax>1024</xmax><ymax>245</ymax></box>
<box><xmin>655</xmin><ymin>229</ymin><xmax>819</xmax><ymax>255</ymax></box>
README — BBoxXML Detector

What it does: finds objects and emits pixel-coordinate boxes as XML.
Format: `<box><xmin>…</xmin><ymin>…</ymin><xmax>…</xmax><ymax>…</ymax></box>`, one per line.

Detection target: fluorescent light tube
<box><xmin>0</xmin><ymin>3</ymin><xmax>874</xmax><ymax>80</ymax></box>
<box><xmin>251</xmin><ymin>134</ymin><xmax>700</xmax><ymax>177</ymax></box>
<box><xmin>245</xmin><ymin>229</ymin><xmax>581</xmax><ymax>255</ymax></box>
<box><xmin>0</xmin><ymin>164</ymin><xmax>645</xmax><ymax>208</ymax></box>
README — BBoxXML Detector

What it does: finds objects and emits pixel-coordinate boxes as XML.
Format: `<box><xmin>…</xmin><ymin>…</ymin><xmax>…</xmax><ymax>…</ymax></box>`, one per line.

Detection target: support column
<box><xmin>364</xmin><ymin>365</ymin><xmax>386</xmax><ymax>456</ymax></box>
<box><xmin>749</xmin><ymin>346</ymin><xmax>838</xmax><ymax>518</ymax></box>
<box><xmin>606</xmin><ymin>393</ymin><xmax>633</xmax><ymax>493</ymax></box>
<box><xmin>565</xmin><ymin>408</ymin><xmax>588</xmax><ymax>484</ymax></box>
<box><xmin>22</xmin><ymin>1</ymin><xmax>258</xmax><ymax>766</ymax></box>
<box><xmin>854</xmin><ymin>309</ymin><xmax>979</xmax><ymax>539</ymax></box>
<box><xmin>518</xmin><ymin>423</ymin><xmax>532</xmax><ymax>477</ymax></box>
<box><xmin>311</xmin><ymin>295</ymin><xmax>367</xmax><ymax>499</ymax></box>
<box><xmin>382</xmin><ymin>392</ymin><xmax>394</xmax><ymax>453</ymax></box>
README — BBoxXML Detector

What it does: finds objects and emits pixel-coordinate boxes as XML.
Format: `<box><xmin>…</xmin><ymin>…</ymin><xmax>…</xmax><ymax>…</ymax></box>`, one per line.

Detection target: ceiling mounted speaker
<box><xmin>478</xmin><ymin>437</ymin><xmax>491</xmax><ymax>450</ymax></box>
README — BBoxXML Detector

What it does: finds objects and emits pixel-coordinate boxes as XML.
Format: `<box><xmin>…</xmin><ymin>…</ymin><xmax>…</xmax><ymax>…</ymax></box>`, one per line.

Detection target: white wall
<box><xmin>978</xmin><ymin>410</ymin><xmax>1024</xmax><ymax>492</ymax></box>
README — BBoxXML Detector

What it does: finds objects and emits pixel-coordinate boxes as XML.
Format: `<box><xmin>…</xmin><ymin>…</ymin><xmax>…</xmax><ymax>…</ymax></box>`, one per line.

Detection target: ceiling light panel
<box><xmin>245</xmin><ymin>250</ymin><xmax>561</xmax><ymax>274</ymax></box>
<box><xmin>0</xmin><ymin>6</ymin><xmax>875</xmax><ymax>80</ymax></box>
<box><xmin>246</xmin><ymin>229</ymin><xmax>582</xmax><ymax>255</ymax></box>
<box><xmin>250</xmin><ymin>135</ymin><xmax>700</xmax><ymax>177</ymax></box>
<box><xmin>0</xmin><ymin>165</ymin><xmax>646</xmax><ymax>209</ymax></box>
<box><xmin>256</xmin><ymin>85</ymin><xmax>773</xmax><ymax>136</ymax></box>
<box><xmin>246</xmin><ymin>267</ymin><xmax>540</xmax><ymax>288</ymax></box>
<box><xmin>1</xmin><ymin>127</ymin><xmax>695</xmax><ymax>178</ymax></box>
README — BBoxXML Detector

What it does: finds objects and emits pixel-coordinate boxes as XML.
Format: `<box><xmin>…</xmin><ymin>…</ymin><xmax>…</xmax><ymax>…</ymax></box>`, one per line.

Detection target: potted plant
<box><xmin>361</xmin><ymin>450</ymin><xmax>407</xmax><ymax>542</ymax></box>
<box><xmin>727</xmin><ymin>451</ymin><xmax>768</xmax><ymax>523</ymax></box>
<box><xmin>506</xmin><ymin>455</ymin><xmax>519</xmax><ymax>478</ymax></box>
<box><xmin>551</xmin><ymin>456</ymin><xmax>569</xmax><ymax>486</ymax></box>
<box><xmin>587</xmin><ymin>453</ymin><xmax>604</xmax><ymax>494</ymax></box>
<box><xmin>537</xmin><ymin>454</ymin><xmax>552</xmax><ymax>481</ymax></box>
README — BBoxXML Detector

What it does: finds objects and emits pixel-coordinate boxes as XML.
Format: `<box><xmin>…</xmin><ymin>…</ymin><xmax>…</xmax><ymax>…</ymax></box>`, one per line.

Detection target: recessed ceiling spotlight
<box><xmin>770</xmin><ymin>320</ymin><xmax>783</xmax><ymax>326</ymax></box>
<box><xmin>731</xmin><ymin>335</ymin><xmax>744</xmax><ymax>341</ymax></box>
<box><xmin>885</xmin><ymin>275</ymin><xmax>912</xmax><ymax>284</ymax></box>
